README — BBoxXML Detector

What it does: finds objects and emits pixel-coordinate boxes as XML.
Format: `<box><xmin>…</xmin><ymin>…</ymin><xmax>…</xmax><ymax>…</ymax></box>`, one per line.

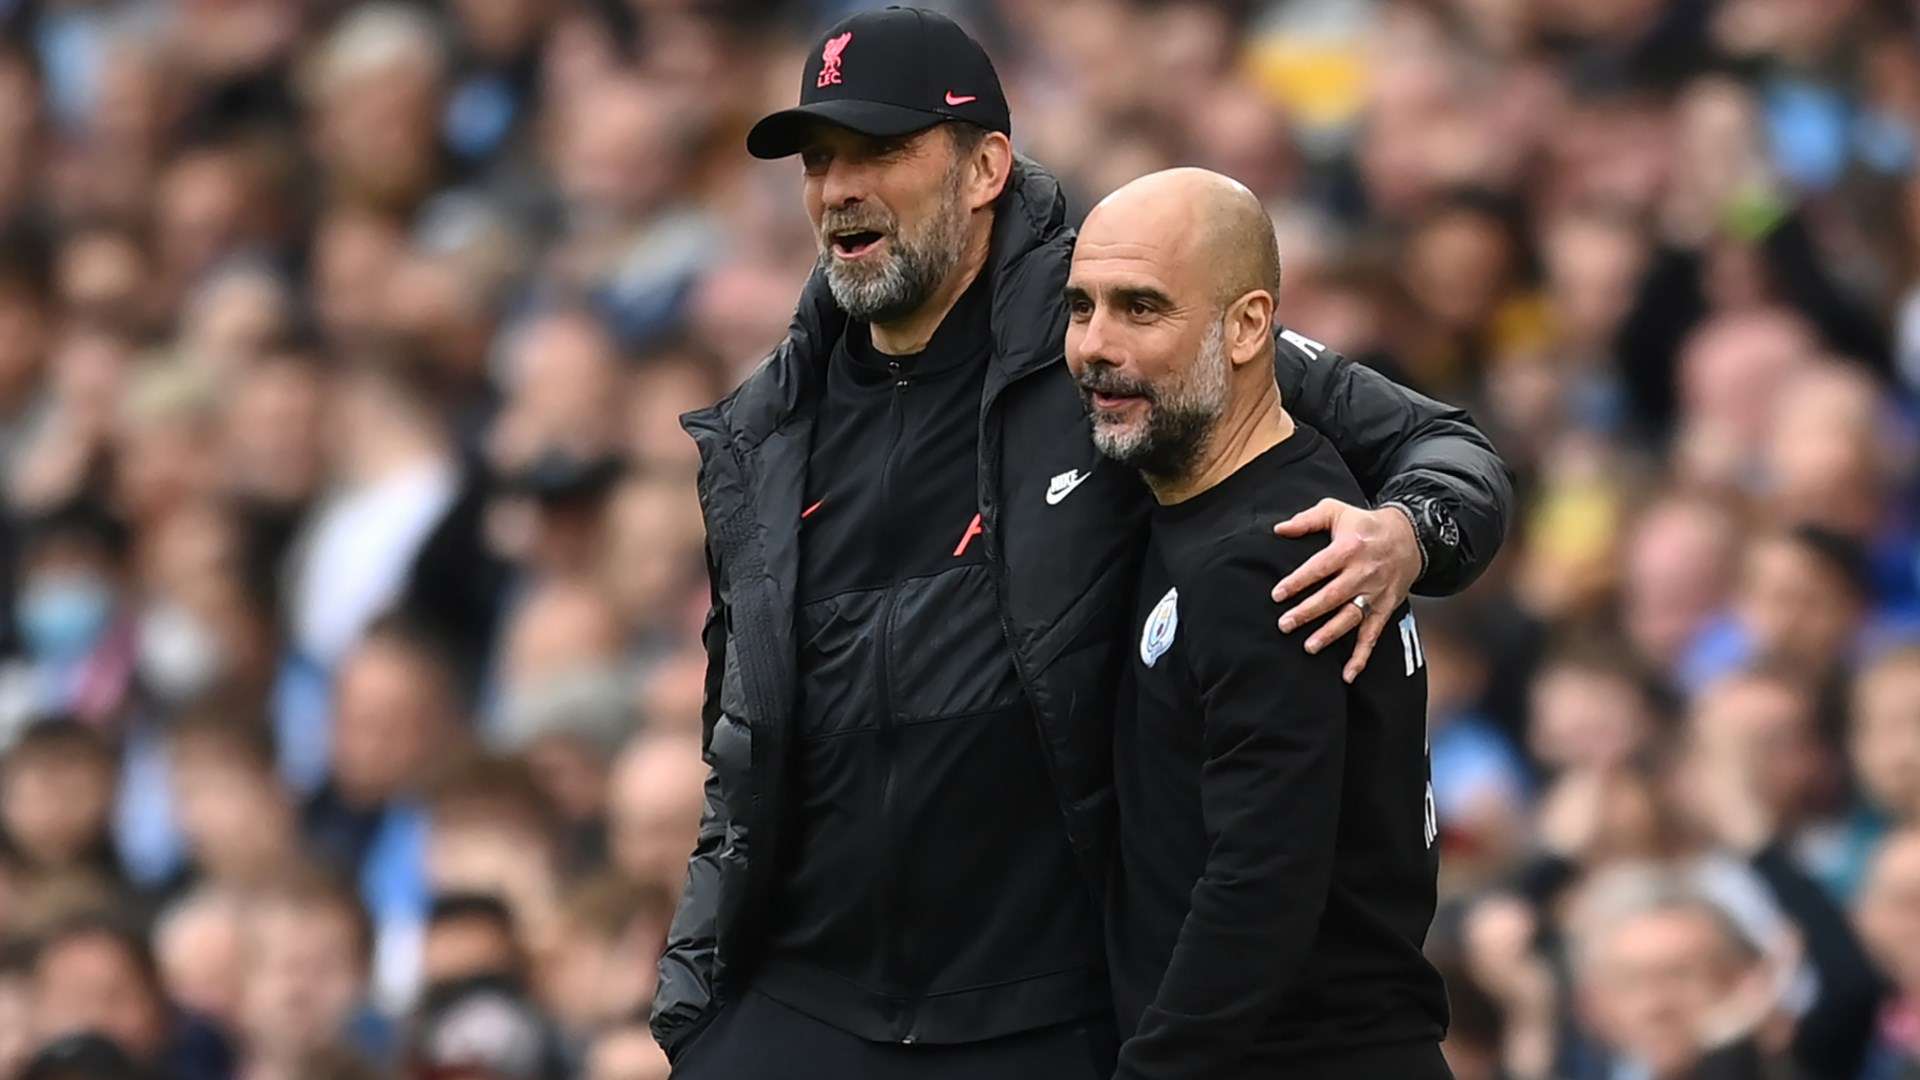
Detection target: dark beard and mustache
<box><xmin>1076</xmin><ymin>320</ymin><xmax>1230</xmax><ymax>481</ymax></box>
<box><xmin>815</xmin><ymin>156</ymin><xmax>971</xmax><ymax>324</ymax></box>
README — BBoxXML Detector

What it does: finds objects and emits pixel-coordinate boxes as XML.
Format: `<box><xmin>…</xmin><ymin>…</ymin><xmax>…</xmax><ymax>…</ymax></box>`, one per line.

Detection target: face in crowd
<box><xmin>1580</xmin><ymin>899</ymin><xmax>1765</xmax><ymax>1080</ymax></box>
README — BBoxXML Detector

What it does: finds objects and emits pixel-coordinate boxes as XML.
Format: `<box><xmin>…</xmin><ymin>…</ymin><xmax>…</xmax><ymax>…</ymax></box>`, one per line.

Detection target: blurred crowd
<box><xmin>0</xmin><ymin>0</ymin><xmax>1914</xmax><ymax>1078</ymax></box>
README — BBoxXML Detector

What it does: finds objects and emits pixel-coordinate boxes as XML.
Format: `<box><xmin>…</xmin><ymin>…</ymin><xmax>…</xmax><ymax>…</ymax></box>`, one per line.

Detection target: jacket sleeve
<box><xmin>1272</xmin><ymin>327</ymin><xmax>1514</xmax><ymax>596</ymax></box>
<box><xmin>650</xmin><ymin>568</ymin><xmax>731</xmax><ymax>1060</ymax></box>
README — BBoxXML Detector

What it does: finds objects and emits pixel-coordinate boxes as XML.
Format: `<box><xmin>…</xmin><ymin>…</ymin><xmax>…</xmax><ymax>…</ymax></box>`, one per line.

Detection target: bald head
<box><xmin>1065</xmin><ymin>168</ymin><xmax>1286</xmax><ymax>484</ymax></box>
<box><xmin>1085</xmin><ymin>168</ymin><xmax>1281</xmax><ymax>310</ymax></box>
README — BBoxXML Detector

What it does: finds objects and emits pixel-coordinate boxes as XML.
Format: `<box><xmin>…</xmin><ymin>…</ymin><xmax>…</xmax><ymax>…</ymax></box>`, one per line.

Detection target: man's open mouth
<box><xmin>1090</xmin><ymin>391</ymin><xmax>1143</xmax><ymax>409</ymax></box>
<box><xmin>830</xmin><ymin>229</ymin><xmax>887</xmax><ymax>258</ymax></box>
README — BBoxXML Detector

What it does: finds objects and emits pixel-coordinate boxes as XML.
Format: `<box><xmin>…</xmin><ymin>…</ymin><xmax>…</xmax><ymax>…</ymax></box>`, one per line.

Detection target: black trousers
<box><xmin>670</xmin><ymin>989</ymin><xmax>1118</xmax><ymax>1080</ymax></box>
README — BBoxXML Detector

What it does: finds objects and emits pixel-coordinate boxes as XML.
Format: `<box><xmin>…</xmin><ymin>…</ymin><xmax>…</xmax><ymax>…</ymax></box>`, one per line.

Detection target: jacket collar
<box><xmin>984</xmin><ymin>153</ymin><xmax>1070</xmax><ymax>385</ymax></box>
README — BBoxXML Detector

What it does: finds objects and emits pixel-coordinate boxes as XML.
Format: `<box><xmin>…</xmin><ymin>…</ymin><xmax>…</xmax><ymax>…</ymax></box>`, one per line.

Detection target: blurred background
<box><xmin>0</xmin><ymin>0</ymin><xmax>1915</xmax><ymax>1078</ymax></box>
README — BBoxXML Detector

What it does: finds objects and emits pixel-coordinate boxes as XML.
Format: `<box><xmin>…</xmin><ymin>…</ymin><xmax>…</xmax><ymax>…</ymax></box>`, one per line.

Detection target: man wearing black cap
<box><xmin>656</xmin><ymin>7</ymin><xmax>1512</xmax><ymax>1078</ymax></box>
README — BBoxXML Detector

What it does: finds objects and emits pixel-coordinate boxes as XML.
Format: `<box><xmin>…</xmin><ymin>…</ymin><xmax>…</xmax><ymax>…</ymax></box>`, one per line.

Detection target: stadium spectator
<box><xmin>423</xmin><ymin>755</ymin><xmax>564</xmax><ymax>976</ymax></box>
<box><xmin>537</xmin><ymin>873</ymin><xmax>670</xmax><ymax>1050</ymax></box>
<box><xmin>420</xmin><ymin>891</ymin><xmax>524</xmax><ymax>992</ymax></box>
<box><xmin>492</xmin><ymin>577</ymin><xmax>632</xmax><ymax>865</ymax></box>
<box><xmin>1418</xmin><ymin>605</ymin><xmax>1531</xmax><ymax>884</ymax></box>
<box><xmin>1527</xmin><ymin>639</ymin><xmax>1665</xmax><ymax>775</ymax></box>
<box><xmin>1857</xmin><ymin>828</ymin><xmax>1920</xmax><ymax>1079</ymax></box>
<box><xmin>0</xmin><ymin>720</ymin><xmax>118</xmax><ymax>889</ymax></box>
<box><xmin>1851</xmin><ymin>646</ymin><xmax>1920</xmax><ymax>834</ymax></box>
<box><xmin>1619</xmin><ymin>492</ymin><xmax>1744</xmax><ymax>680</ymax></box>
<box><xmin>163</xmin><ymin>708</ymin><xmax>298</xmax><ymax>896</ymax></box>
<box><xmin>1684</xmin><ymin>669</ymin><xmax>1842</xmax><ymax>873</ymax></box>
<box><xmin>303</xmin><ymin>618</ymin><xmax>460</xmax><ymax>883</ymax></box>
<box><xmin>605</xmin><ymin>733</ymin><xmax>704</xmax><ymax>904</ymax></box>
<box><xmin>151</xmin><ymin>887</ymin><xmax>247</xmax><ymax>1032</ymax></box>
<box><xmin>1684</xmin><ymin>524</ymin><xmax>1875</xmax><ymax>695</ymax></box>
<box><xmin>1571</xmin><ymin>871</ymin><xmax>1787</xmax><ymax>1080</ymax></box>
<box><xmin>27</xmin><ymin>912</ymin><xmax>233</xmax><ymax>1078</ymax></box>
<box><xmin>236</xmin><ymin>870</ymin><xmax>388</xmax><ymax>1077</ymax></box>
<box><xmin>2</xmin><ymin>503</ymin><xmax>136</xmax><ymax>731</ymax></box>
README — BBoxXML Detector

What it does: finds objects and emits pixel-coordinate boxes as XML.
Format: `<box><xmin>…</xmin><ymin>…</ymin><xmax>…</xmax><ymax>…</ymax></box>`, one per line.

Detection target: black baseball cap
<box><xmin>747</xmin><ymin>6</ymin><xmax>1011</xmax><ymax>160</ymax></box>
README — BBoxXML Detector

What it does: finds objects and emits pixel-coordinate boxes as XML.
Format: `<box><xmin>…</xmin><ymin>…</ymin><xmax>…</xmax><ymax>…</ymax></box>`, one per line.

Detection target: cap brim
<box><xmin>746</xmin><ymin>100</ymin><xmax>948</xmax><ymax>159</ymax></box>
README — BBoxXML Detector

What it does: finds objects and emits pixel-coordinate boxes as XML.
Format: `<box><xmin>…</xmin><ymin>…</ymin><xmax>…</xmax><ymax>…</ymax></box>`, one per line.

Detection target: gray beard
<box><xmin>818</xmin><ymin>168</ymin><xmax>970</xmax><ymax>324</ymax></box>
<box><xmin>1088</xmin><ymin>317</ymin><xmax>1231</xmax><ymax>481</ymax></box>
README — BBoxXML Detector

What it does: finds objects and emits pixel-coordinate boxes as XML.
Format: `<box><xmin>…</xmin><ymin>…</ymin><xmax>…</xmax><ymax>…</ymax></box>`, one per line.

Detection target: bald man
<box><xmin>1065</xmin><ymin>169</ymin><xmax>1450</xmax><ymax>1080</ymax></box>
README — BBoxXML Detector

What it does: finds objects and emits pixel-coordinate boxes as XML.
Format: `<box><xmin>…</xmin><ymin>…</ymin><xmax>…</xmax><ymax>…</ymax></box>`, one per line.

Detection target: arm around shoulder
<box><xmin>1272</xmin><ymin>328</ymin><xmax>1514</xmax><ymax>595</ymax></box>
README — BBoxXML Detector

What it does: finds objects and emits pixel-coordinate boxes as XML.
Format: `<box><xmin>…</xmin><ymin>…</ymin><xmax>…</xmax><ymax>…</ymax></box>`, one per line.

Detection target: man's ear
<box><xmin>1225</xmin><ymin>290</ymin><xmax>1275</xmax><ymax>368</ymax></box>
<box><xmin>969</xmin><ymin>132</ymin><xmax>1015</xmax><ymax>212</ymax></box>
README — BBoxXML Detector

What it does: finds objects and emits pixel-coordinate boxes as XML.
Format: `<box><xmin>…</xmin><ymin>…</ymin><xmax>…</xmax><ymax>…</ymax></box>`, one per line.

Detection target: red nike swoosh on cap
<box><xmin>945</xmin><ymin>92</ymin><xmax>977</xmax><ymax>106</ymax></box>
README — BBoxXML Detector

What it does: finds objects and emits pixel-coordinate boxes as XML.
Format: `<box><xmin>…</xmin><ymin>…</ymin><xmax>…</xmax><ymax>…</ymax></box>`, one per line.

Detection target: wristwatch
<box><xmin>1382</xmin><ymin>495</ymin><xmax>1460</xmax><ymax>586</ymax></box>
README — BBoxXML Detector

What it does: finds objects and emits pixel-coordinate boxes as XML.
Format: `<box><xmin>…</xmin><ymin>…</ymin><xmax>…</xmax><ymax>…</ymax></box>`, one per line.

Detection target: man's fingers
<box><xmin>1272</xmin><ymin>541</ymin><xmax>1349</xmax><ymax>605</ymax></box>
<box><xmin>1342</xmin><ymin>607</ymin><xmax>1391</xmax><ymax>683</ymax></box>
<box><xmin>1303</xmin><ymin>602</ymin><xmax>1364</xmax><ymax>655</ymax></box>
<box><xmin>1273</xmin><ymin>497</ymin><xmax>1340</xmax><ymax>539</ymax></box>
<box><xmin>1279</xmin><ymin>551</ymin><xmax>1367</xmax><ymax>628</ymax></box>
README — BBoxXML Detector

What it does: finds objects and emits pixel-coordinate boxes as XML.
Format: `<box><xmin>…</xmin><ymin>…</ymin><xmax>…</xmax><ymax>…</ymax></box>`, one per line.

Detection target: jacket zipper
<box><xmin>876</xmin><ymin>357</ymin><xmax>915</xmax><ymax>1043</ymax></box>
<box><xmin>977</xmin><ymin>379</ymin><xmax>1099</xmax><ymax>907</ymax></box>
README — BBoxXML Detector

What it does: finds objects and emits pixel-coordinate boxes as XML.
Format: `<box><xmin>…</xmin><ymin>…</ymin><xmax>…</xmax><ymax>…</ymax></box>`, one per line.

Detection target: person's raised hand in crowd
<box><xmin>1538</xmin><ymin>766</ymin><xmax>1671</xmax><ymax>868</ymax></box>
<box><xmin>1663</xmin><ymin>718</ymin><xmax>1819</xmax><ymax>1064</ymax></box>
<box><xmin>8</xmin><ymin>415</ymin><xmax>97</xmax><ymax>511</ymax></box>
<box><xmin>1676</xmin><ymin>675</ymin><xmax>1811</xmax><ymax>858</ymax></box>
<box><xmin>8</xmin><ymin>379</ymin><xmax>120</xmax><ymax>513</ymax></box>
<box><xmin>1461</xmin><ymin>895</ymin><xmax>1559</xmax><ymax>1080</ymax></box>
<box><xmin>1675</xmin><ymin>740</ymin><xmax>1777</xmax><ymax>858</ymax></box>
<box><xmin>1537</xmin><ymin>766</ymin><xmax>1616</xmax><ymax>864</ymax></box>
